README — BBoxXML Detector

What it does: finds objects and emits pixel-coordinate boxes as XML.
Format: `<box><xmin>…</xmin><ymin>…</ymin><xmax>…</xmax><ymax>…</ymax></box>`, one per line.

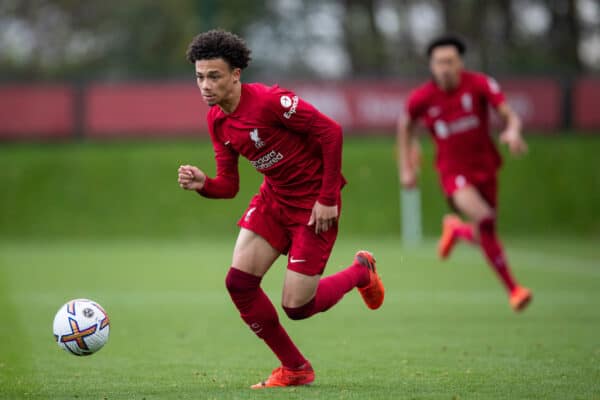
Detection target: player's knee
<box><xmin>283</xmin><ymin>300</ymin><xmax>315</xmax><ymax>321</ymax></box>
<box><xmin>477</xmin><ymin>207</ymin><xmax>495</xmax><ymax>222</ymax></box>
<box><xmin>282</xmin><ymin>306</ymin><xmax>305</xmax><ymax>320</ymax></box>
<box><xmin>225</xmin><ymin>267</ymin><xmax>260</xmax><ymax>295</ymax></box>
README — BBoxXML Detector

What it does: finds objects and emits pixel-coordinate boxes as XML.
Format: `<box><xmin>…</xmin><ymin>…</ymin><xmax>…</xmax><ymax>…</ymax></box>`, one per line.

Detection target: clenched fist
<box><xmin>178</xmin><ymin>165</ymin><xmax>207</xmax><ymax>191</ymax></box>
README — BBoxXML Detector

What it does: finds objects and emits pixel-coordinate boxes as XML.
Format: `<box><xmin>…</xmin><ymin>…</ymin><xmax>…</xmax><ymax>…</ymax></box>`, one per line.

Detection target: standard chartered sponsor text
<box><xmin>251</xmin><ymin>150</ymin><xmax>284</xmax><ymax>170</ymax></box>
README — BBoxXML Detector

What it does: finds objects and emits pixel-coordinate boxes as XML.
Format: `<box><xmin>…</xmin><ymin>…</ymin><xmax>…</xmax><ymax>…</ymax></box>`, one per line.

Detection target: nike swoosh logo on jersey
<box><xmin>290</xmin><ymin>256</ymin><xmax>306</xmax><ymax>263</ymax></box>
<box><xmin>224</xmin><ymin>141</ymin><xmax>231</xmax><ymax>146</ymax></box>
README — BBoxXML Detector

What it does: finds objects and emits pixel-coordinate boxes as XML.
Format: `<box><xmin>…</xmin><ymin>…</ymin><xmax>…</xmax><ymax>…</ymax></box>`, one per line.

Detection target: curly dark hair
<box><xmin>426</xmin><ymin>35</ymin><xmax>466</xmax><ymax>58</ymax></box>
<box><xmin>186</xmin><ymin>29</ymin><xmax>252</xmax><ymax>69</ymax></box>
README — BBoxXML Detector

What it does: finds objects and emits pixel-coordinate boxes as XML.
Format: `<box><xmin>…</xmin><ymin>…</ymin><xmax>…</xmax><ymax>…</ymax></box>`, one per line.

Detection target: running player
<box><xmin>397</xmin><ymin>35</ymin><xmax>532</xmax><ymax>312</ymax></box>
<box><xmin>178</xmin><ymin>30</ymin><xmax>385</xmax><ymax>388</ymax></box>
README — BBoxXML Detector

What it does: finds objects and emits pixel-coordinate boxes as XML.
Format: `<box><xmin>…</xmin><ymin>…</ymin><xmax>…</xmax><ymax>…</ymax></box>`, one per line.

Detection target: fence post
<box><xmin>561</xmin><ymin>77</ymin><xmax>573</xmax><ymax>132</ymax></box>
<box><xmin>401</xmin><ymin>187</ymin><xmax>422</xmax><ymax>246</ymax></box>
<box><xmin>73</xmin><ymin>81</ymin><xmax>86</xmax><ymax>140</ymax></box>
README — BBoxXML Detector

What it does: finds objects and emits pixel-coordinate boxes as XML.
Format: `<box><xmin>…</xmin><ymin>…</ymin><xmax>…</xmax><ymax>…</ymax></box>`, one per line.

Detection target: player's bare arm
<box><xmin>397</xmin><ymin>114</ymin><xmax>420</xmax><ymax>189</ymax></box>
<box><xmin>178</xmin><ymin>165</ymin><xmax>206</xmax><ymax>191</ymax></box>
<box><xmin>497</xmin><ymin>102</ymin><xmax>528</xmax><ymax>156</ymax></box>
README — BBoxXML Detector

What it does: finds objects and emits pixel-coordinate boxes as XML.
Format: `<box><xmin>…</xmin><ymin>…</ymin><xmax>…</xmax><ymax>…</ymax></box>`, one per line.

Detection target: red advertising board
<box><xmin>0</xmin><ymin>78</ymin><xmax>564</xmax><ymax>140</ymax></box>
<box><xmin>85</xmin><ymin>83</ymin><xmax>209</xmax><ymax>137</ymax></box>
<box><xmin>573</xmin><ymin>78</ymin><xmax>600</xmax><ymax>131</ymax></box>
<box><xmin>496</xmin><ymin>79</ymin><xmax>562</xmax><ymax>131</ymax></box>
<box><xmin>83</xmin><ymin>78</ymin><xmax>563</xmax><ymax>137</ymax></box>
<box><xmin>0</xmin><ymin>85</ymin><xmax>74</xmax><ymax>139</ymax></box>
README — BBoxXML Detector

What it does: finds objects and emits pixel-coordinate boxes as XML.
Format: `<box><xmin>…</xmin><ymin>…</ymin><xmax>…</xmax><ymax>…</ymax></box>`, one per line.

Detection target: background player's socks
<box><xmin>283</xmin><ymin>261</ymin><xmax>369</xmax><ymax>320</ymax></box>
<box><xmin>454</xmin><ymin>223</ymin><xmax>477</xmax><ymax>243</ymax></box>
<box><xmin>225</xmin><ymin>267</ymin><xmax>306</xmax><ymax>369</ymax></box>
<box><xmin>478</xmin><ymin>217</ymin><xmax>517</xmax><ymax>293</ymax></box>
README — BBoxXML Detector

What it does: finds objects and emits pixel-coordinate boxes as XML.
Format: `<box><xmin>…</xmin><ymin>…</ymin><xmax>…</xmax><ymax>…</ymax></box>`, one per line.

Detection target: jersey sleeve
<box><xmin>197</xmin><ymin>117</ymin><xmax>240</xmax><ymax>199</ymax></box>
<box><xmin>265</xmin><ymin>86</ymin><xmax>343</xmax><ymax>206</ymax></box>
<box><xmin>478</xmin><ymin>74</ymin><xmax>506</xmax><ymax>109</ymax></box>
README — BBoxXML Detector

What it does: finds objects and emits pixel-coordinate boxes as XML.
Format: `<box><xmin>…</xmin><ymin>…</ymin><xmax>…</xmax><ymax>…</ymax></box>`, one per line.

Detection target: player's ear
<box><xmin>232</xmin><ymin>67</ymin><xmax>241</xmax><ymax>83</ymax></box>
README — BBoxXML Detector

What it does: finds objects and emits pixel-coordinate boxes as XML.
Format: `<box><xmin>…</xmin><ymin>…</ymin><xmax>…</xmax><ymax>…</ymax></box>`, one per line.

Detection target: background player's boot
<box><xmin>510</xmin><ymin>286</ymin><xmax>532</xmax><ymax>312</ymax></box>
<box><xmin>438</xmin><ymin>214</ymin><xmax>462</xmax><ymax>259</ymax></box>
<box><xmin>251</xmin><ymin>362</ymin><xmax>314</xmax><ymax>389</ymax></box>
<box><xmin>356</xmin><ymin>250</ymin><xmax>385</xmax><ymax>310</ymax></box>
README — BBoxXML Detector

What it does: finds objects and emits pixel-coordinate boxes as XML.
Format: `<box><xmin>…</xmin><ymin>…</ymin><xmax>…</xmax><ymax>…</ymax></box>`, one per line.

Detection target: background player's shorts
<box><xmin>440</xmin><ymin>170</ymin><xmax>498</xmax><ymax>209</ymax></box>
<box><xmin>237</xmin><ymin>190</ymin><xmax>339</xmax><ymax>276</ymax></box>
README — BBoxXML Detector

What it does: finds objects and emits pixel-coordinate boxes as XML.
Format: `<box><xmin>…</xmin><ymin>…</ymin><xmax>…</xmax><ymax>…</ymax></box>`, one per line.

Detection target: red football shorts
<box><xmin>440</xmin><ymin>170</ymin><xmax>498</xmax><ymax>209</ymax></box>
<box><xmin>237</xmin><ymin>190</ymin><xmax>340</xmax><ymax>276</ymax></box>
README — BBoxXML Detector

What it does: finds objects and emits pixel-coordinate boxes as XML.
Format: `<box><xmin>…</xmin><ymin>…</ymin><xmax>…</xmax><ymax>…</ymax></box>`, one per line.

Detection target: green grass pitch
<box><xmin>1</xmin><ymin>236</ymin><xmax>598</xmax><ymax>399</ymax></box>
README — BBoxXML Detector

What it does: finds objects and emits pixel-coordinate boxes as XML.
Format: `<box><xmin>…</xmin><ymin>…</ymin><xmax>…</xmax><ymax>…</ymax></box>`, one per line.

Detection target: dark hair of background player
<box><xmin>186</xmin><ymin>29</ymin><xmax>252</xmax><ymax>70</ymax></box>
<box><xmin>426</xmin><ymin>35</ymin><xmax>467</xmax><ymax>58</ymax></box>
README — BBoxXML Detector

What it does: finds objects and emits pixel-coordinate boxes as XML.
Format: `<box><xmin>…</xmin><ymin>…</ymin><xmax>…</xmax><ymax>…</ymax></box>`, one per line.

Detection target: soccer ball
<box><xmin>53</xmin><ymin>299</ymin><xmax>110</xmax><ymax>356</ymax></box>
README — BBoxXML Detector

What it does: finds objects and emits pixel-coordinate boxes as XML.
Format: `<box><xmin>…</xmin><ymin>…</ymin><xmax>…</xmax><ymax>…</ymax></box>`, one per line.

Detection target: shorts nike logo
<box><xmin>290</xmin><ymin>256</ymin><xmax>306</xmax><ymax>263</ymax></box>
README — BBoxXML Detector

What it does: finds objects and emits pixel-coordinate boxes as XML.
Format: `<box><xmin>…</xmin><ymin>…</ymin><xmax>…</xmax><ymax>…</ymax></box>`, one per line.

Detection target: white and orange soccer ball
<box><xmin>53</xmin><ymin>299</ymin><xmax>110</xmax><ymax>356</ymax></box>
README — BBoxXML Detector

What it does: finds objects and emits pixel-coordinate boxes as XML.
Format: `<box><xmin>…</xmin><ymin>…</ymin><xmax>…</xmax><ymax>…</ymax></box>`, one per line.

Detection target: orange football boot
<box><xmin>510</xmin><ymin>286</ymin><xmax>533</xmax><ymax>312</ymax></box>
<box><xmin>356</xmin><ymin>250</ymin><xmax>385</xmax><ymax>310</ymax></box>
<box><xmin>438</xmin><ymin>214</ymin><xmax>463</xmax><ymax>259</ymax></box>
<box><xmin>251</xmin><ymin>362</ymin><xmax>314</xmax><ymax>389</ymax></box>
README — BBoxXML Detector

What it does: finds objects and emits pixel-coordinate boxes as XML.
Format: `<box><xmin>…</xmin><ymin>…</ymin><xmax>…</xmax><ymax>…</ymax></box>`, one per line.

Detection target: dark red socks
<box><xmin>478</xmin><ymin>217</ymin><xmax>517</xmax><ymax>293</ymax></box>
<box><xmin>225</xmin><ymin>267</ymin><xmax>306</xmax><ymax>369</ymax></box>
<box><xmin>283</xmin><ymin>260</ymin><xmax>369</xmax><ymax>320</ymax></box>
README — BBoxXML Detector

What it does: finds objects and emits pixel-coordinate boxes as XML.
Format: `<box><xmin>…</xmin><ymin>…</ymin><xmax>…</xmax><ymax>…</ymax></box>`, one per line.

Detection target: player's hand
<box><xmin>500</xmin><ymin>129</ymin><xmax>528</xmax><ymax>156</ymax></box>
<box><xmin>178</xmin><ymin>165</ymin><xmax>206</xmax><ymax>191</ymax></box>
<box><xmin>308</xmin><ymin>201</ymin><xmax>338</xmax><ymax>234</ymax></box>
<box><xmin>401</xmin><ymin>167</ymin><xmax>418</xmax><ymax>189</ymax></box>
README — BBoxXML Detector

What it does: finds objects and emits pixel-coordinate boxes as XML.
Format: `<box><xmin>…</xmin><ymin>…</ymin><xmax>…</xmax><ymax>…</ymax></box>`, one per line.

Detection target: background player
<box><xmin>397</xmin><ymin>35</ymin><xmax>532</xmax><ymax>312</ymax></box>
<box><xmin>177</xmin><ymin>30</ymin><xmax>384</xmax><ymax>388</ymax></box>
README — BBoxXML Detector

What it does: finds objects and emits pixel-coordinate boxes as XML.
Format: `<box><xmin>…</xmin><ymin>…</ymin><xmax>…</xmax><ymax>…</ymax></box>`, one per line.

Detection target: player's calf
<box><xmin>225</xmin><ymin>267</ymin><xmax>278</xmax><ymax>339</ymax></box>
<box><xmin>282</xmin><ymin>252</ymin><xmax>383</xmax><ymax>319</ymax></box>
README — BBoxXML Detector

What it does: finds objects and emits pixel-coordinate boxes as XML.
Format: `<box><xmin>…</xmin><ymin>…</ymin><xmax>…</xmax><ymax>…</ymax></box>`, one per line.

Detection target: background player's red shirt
<box><xmin>406</xmin><ymin>70</ymin><xmax>506</xmax><ymax>176</ymax></box>
<box><xmin>198</xmin><ymin>83</ymin><xmax>346</xmax><ymax>209</ymax></box>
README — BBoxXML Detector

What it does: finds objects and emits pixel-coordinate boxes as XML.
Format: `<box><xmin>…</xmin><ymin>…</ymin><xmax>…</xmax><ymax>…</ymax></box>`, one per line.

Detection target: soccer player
<box><xmin>177</xmin><ymin>30</ymin><xmax>384</xmax><ymax>388</ymax></box>
<box><xmin>397</xmin><ymin>35</ymin><xmax>532</xmax><ymax>312</ymax></box>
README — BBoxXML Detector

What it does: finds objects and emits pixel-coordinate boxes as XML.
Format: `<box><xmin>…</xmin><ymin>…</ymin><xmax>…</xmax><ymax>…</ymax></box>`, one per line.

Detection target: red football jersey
<box><xmin>406</xmin><ymin>70</ymin><xmax>506</xmax><ymax>175</ymax></box>
<box><xmin>198</xmin><ymin>83</ymin><xmax>346</xmax><ymax>209</ymax></box>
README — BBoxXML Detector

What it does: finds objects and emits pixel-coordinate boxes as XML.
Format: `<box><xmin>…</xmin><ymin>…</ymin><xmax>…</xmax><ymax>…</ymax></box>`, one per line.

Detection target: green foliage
<box><xmin>0</xmin><ymin>136</ymin><xmax>599</xmax><ymax>240</ymax></box>
<box><xmin>0</xmin><ymin>0</ymin><xmax>268</xmax><ymax>81</ymax></box>
<box><xmin>0</xmin><ymin>1</ymin><xmax>591</xmax><ymax>81</ymax></box>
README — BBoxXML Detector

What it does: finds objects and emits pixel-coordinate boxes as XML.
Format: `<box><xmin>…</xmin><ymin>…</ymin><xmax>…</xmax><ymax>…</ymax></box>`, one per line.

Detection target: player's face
<box><xmin>429</xmin><ymin>46</ymin><xmax>464</xmax><ymax>91</ymax></box>
<box><xmin>195</xmin><ymin>58</ymin><xmax>241</xmax><ymax>107</ymax></box>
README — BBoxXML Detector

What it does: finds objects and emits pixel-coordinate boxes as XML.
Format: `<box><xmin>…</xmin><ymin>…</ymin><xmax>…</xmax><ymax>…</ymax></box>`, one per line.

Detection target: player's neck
<box><xmin>218</xmin><ymin>82</ymin><xmax>243</xmax><ymax>114</ymax></box>
<box><xmin>438</xmin><ymin>72</ymin><xmax>462</xmax><ymax>92</ymax></box>
<box><xmin>438</xmin><ymin>79</ymin><xmax>459</xmax><ymax>92</ymax></box>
